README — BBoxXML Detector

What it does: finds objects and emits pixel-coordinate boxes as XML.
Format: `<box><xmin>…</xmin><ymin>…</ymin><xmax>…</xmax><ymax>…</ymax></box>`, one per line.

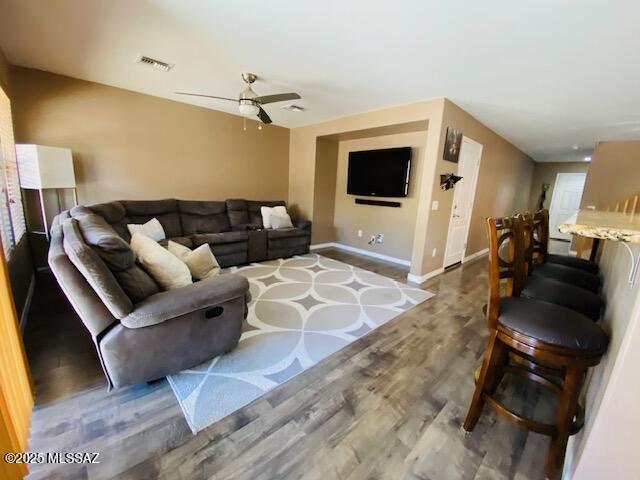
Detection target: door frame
<box><xmin>547</xmin><ymin>172</ymin><xmax>587</xmax><ymax>241</ymax></box>
<box><xmin>442</xmin><ymin>136</ymin><xmax>483</xmax><ymax>268</ymax></box>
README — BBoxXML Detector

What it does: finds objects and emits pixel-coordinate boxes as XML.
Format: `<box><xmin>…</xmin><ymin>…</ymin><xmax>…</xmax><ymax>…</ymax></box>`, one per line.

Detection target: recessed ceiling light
<box><xmin>282</xmin><ymin>104</ymin><xmax>305</xmax><ymax>112</ymax></box>
<box><xmin>572</xmin><ymin>146</ymin><xmax>579</xmax><ymax>150</ymax></box>
<box><xmin>584</xmin><ymin>156</ymin><xmax>592</xmax><ymax>161</ymax></box>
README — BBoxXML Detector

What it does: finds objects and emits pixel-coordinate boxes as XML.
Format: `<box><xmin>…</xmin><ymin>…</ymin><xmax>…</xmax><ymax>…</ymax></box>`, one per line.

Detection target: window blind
<box><xmin>0</xmin><ymin>87</ymin><xmax>26</xmax><ymax>258</ymax></box>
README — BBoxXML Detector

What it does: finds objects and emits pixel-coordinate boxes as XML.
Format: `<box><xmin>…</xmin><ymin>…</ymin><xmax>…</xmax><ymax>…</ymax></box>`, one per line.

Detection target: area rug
<box><xmin>167</xmin><ymin>253</ymin><xmax>434</xmax><ymax>433</ymax></box>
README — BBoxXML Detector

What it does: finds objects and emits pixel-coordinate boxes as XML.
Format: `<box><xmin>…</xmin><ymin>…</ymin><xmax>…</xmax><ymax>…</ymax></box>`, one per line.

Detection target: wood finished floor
<box><xmin>23</xmin><ymin>249</ymin><xmax>552</xmax><ymax>480</ymax></box>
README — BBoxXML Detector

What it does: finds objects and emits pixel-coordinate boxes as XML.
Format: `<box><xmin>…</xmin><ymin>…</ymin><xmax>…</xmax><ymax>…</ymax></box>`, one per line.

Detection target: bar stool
<box><xmin>519</xmin><ymin>213</ymin><xmax>604</xmax><ymax>321</ymax></box>
<box><xmin>520</xmin><ymin>211</ymin><xmax>602</xmax><ymax>293</ymax></box>
<box><xmin>463</xmin><ymin>216</ymin><xmax>608</xmax><ymax>480</ymax></box>
<box><xmin>534</xmin><ymin>209</ymin><xmax>600</xmax><ymax>274</ymax></box>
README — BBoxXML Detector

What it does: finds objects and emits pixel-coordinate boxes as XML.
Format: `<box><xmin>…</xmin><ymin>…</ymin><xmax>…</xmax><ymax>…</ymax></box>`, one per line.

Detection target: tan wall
<box><xmin>10</xmin><ymin>67</ymin><xmax>290</xmax><ymax>206</ymax></box>
<box><xmin>581</xmin><ymin>140</ymin><xmax>640</xmax><ymax>209</ymax></box>
<box><xmin>421</xmin><ymin>100</ymin><xmax>534</xmax><ymax>273</ymax></box>
<box><xmin>312</xmin><ymin>138</ymin><xmax>339</xmax><ymax>244</ymax></box>
<box><xmin>565</xmin><ymin>241</ymin><xmax>640</xmax><ymax>478</ymax></box>
<box><xmin>333</xmin><ymin>132</ymin><xmax>426</xmax><ymax>261</ymax></box>
<box><xmin>528</xmin><ymin>162</ymin><xmax>590</xmax><ymax>210</ymax></box>
<box><xmin>289</xmin><ymin>98</ymin><xmax>533</xmax><ymax>277</ymax></box>
<box><xmin>289</xmin><ymin>99</ymin><xmax>445</xmax><ymax>277</ymax></box>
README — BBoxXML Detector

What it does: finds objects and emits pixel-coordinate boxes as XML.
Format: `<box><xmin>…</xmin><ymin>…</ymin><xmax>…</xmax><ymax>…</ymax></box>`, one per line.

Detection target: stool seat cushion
<box><xmin>532</xmin><ymin>263</ymin><xmax>601</xmax><ymax>293</ymax></box>
<box><xmin>547</xmin><ymin>254</ymin><xmax>599</xmax><ymax>274</ymax></box>
<box><xmin>522</xmin><ymin>276</ymin><xmax>604</xmax><ymax>321</ymax></box>
<box><xmin>498</xmin><ymin>297</ymin><xmax>608</xmax><ymax>352</ymax></box>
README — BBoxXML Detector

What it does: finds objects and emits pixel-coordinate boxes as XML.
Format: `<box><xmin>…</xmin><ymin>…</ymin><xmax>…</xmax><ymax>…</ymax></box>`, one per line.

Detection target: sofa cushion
<box><xmin>121</xmin><ymin>199</ymin><xmax>182</xmax><ymax>238</ymax></box>
<box><xmin>270</xmin><ymin>212</ymin><xmax>294</xmax><ymax>229</ymax></box>
<box><xmin>267</xmin><ymin>228</ymin><xmax>311</xmax><ymax>240</ymax></box>
<box><xmin>191</xmin><ymin>231</ymin><xmax>248</xmax><ymax>246</ymax></box>
<box><xmin>247</xmin><ymin>200</ymin><xmax>286</xmax><ymax>227</ymax></box>
<box><xmin>127</xmin><ymin>218</ymin><xmax>166</xmax><ymax>242</ymax></box>
<box><xmin>178</xmin><ymin>200</ymin><xmax>230</xmax><ymax>234</ymax></box>
<box><xmin>168</xmin><ymin>241</ymin><xmax>221</xmax><ymax>280</ymax></box>
<box><xmin>75</xmin><ymin>213</ymin><xmax>135</xmax><ymax>271</ymax></box>
<box><xmin>74</xmin><ymin>201</ymin><xmax>131</xmax><ymax>239</ymax></box>
<box><xmin>114</xmin><ymin>266</ymin><xmax>160</xmax><ymax>303</ymax></box>
<box><xmin>130</xmin><ymin>233</ymin><xmax>193</xmax><ymax>290</ymax></box>
<box><xmin>159</xmin><ymin>236</ymin><xmax>193</xmax><ymax>248</ymax></box>
<box><xmin>86</xmin><ymin>201</ymin><xmax>127</xmax><ymax>223</ymax></box>
<box><xmin>62</xmin><ymin>218</ymin><xmax>133</xmax><ymax>319</ymax></box>
<box><xmin>226</xmin><ymin>199</ymin><xmax>249</xmax><ymax>227</ymax></box>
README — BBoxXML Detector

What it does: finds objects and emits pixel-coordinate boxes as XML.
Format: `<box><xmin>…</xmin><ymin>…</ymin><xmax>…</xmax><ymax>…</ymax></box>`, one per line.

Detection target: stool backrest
<box><xmin>533</xmin><ymin>209</ymin><xmax>550</xmax><ymax>262</ymax></box>
<box><xmin>486</xmin><ymin>215</ymin><xmax>525</xmax><ymax>329</ymax></box>
<box><xmin>518</xmin><ymin>212</ymin><xmax>536</xmax><ymax>274</ymax></box>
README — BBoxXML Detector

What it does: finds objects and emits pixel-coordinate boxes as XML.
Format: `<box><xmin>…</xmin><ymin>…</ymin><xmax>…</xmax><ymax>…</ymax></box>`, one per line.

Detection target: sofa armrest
<box><xmin>294</xmin><ymin>219</ymin><xmax>312</xmax><ymax>232</ymax></box>
<box><xmin>121</xmin><ymin>273</ymin><xmax>249</xmax><ymax>328</ymax></box>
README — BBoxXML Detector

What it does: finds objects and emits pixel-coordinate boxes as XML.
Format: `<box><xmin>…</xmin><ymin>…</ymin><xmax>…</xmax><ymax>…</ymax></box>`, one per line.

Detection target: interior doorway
<box><xmin>548</xmin><ymin>172</ymin><xmax>587</xmax><ymax>241</ymax></box>
<box><xmin>443</xmin><ymin>137</ymin><xmax>483</xmax><ymax>268</ymax></box>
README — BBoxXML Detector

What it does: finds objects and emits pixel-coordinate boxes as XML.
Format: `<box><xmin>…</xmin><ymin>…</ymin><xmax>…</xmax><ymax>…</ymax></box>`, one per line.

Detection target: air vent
<box><xmin>282</xmin><ymin>104</ymin><xmax>305</xmax><ymax>112</ymax></box>
<box><xmin>136</xmin><ymin>55</ymin><xmax>174</xmax><ymax>72</ymax></box>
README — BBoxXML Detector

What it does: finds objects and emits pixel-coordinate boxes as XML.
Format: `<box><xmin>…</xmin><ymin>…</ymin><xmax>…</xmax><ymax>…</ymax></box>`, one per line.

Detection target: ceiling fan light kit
<box><xmin>176</xmin><ymin>73</ymin><xmax>302</xmax><ymax>125</ymax></box>
<box><xmin>238</xmin><ymin>100</ymin><xmax>259</xmax><ymax>116</ymax></box>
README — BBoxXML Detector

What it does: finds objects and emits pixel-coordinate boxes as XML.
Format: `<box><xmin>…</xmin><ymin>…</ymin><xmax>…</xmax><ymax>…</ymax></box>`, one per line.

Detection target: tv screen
<box><xmin>347</xmin><ymin>147</ymin><xmax>411</xmax><ymax>197</ymax></box>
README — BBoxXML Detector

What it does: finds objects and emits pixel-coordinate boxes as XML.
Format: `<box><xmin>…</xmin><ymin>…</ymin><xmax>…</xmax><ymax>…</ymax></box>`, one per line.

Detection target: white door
<box><xmin>548</xmin><ymin>172</ymin><xmax>587</xmax><ymax>241</ymax></box>
<box><xmin>443</xmin><ymin>137</ymin><xmax>483</xmax><ymax>268</ymax></box>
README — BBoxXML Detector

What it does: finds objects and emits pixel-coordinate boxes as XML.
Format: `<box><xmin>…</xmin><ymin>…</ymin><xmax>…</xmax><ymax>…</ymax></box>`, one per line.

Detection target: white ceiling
<box><xmin>1</xmin><ymin>0</ymin><xmax>639</xmax><ymax>161</ymax></box>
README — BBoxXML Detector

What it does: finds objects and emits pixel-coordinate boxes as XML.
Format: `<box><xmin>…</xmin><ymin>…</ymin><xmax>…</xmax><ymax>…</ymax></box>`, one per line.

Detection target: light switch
<box><xmin>432</xmin><ymin>201</ymin><xmax>439</xmax><ymax>210</ymax></box>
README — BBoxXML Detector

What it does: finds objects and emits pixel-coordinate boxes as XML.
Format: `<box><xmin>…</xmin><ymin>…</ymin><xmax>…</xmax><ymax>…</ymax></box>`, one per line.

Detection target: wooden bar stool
<box><xmin>534</xmin><ymin>209</ymin><xmax>600</xmax><ymax>274</ymax></box>
<box><xmin>521</xmin><ymin>211</ymin><xmax>602</xmax><ymax>293</ymax></box>
<box><xmin>463</xmin><ymin>216</ymin><xmax>608</xmax><ymax>480</ymax></box>
<box><xmin>519</xmin><ymin>212</ymin><xmax>604</xmax><ymax>321</ymax></box>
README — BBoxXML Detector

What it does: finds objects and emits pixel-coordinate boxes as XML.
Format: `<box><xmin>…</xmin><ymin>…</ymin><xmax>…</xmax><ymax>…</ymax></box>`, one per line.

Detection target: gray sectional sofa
<box><xmin>48</xmin><ymin>198</ymin><xmax>311</xmax><ymax>388</ymax></box>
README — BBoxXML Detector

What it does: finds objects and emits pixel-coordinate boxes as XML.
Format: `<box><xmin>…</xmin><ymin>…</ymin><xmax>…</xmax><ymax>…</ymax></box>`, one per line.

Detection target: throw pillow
<box><xmin>260</xmin><ymin>205</ymin><xmax>288</xmax><ymax>229</ymax></box>
<box><xmin>167</xmin><ymin>241</ymin><xmax>221</xmax><ymax>280</ymax></box>
<box><xmin>270</xmin><ymin>212</ymin><xmax>294</xmax><ymax>229</ymax></box>
<box><xmin>127</xmin><ymin>218</ymin><xmax>166</xmax><ymax>242</ymax></box>
<box><xmin>130</xmin><ymin>233</ymin><xmax>192</xmax><ymax>290</ymax></box>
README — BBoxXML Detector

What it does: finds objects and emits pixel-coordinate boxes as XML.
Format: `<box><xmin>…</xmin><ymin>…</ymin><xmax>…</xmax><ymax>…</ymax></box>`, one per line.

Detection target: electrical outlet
<box><xmin>357</xmin><ymin>229</ymin><xmax>363</xmax><ymax>238</ymax></box>
<box><xmin>375</xmin><ymin>233</ymin><xmax>384</xmax><ymax>244</ymax></box>
<box><xmin>432</xmin><ymin>200</ymin><xmax>439</xmax><ymax>210</ymax></box>
<box><xmin>432</xmin><ymin>248</ymin><xmax>437</xmax><ymax>257</ymax></box>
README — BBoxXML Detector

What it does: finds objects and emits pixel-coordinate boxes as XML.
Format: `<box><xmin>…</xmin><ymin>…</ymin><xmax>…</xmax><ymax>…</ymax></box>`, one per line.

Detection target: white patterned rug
<box><xmin>167</xmin><ymin>253</ymin><xmax>434</xmax><ymax>433</ymax></box>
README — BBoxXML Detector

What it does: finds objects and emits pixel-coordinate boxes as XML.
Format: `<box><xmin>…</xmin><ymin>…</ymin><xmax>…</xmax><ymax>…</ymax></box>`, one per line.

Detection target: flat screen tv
<box><xmin>347</xmin><ymin>147</ymin><xmax>411</xmax><ymax>197</ymax></box>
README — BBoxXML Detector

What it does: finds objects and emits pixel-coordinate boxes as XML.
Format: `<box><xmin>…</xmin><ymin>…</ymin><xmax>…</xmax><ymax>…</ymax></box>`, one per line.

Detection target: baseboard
<box><xmin>310</xmin><ymin>242</ymin><xmax>411</xmax><ymax>267</ymax></box>
<box><xmin>19</xmin><ymin>273</ymin><xmax>35</xmax><ymax>334</ymax></box>
<box><xmin>407</xmin><ymin>267</ymin><xmax>445</xmax><ymax>285</ymax></box>
<box><xmin>310</xmin><ymin>243</ymin><xmax>335</xmax><ymax>251</ymax></box>
<box><xmin>462</xmin><ymin>248</ymin><xmax>489</xmax><ymax>263</ymax></box>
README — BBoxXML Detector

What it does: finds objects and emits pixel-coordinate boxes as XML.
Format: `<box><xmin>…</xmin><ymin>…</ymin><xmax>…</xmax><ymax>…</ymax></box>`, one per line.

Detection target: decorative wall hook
<box><xmin>440</xmin><ymin>173</ymin><xmax>463</xmax><ymax>191</ymax></box>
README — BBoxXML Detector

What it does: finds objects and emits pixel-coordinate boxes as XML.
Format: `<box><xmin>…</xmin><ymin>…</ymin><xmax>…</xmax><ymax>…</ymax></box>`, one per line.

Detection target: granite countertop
<box><xmin>558</xmin><ymin>210</ymin><xmax>640</xmax><ymax>244</ymax></box>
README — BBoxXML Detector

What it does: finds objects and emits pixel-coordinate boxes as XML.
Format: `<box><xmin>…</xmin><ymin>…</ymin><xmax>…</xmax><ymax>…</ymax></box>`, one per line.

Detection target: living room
<box><xmin>1</xmin><ymin>2</ymin><xmax>639</xmax><ymax>480</ymax></box>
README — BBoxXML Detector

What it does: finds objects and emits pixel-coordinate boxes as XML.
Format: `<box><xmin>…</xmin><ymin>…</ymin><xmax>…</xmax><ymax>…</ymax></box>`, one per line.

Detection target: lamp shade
<box><xmin>15</xmin><ymin>144</ymin><xmax>76</xmax><ymax>189</ymax></box>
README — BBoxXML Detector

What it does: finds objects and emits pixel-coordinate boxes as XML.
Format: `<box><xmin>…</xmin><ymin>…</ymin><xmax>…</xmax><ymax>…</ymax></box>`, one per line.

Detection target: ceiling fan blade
<box><xmin>257</xmin><ymin>107</ymin><xmax>272</xmax><ymax>124</ymax></box>
<box><xmin>254</xmin><ymin>92</ymin><xmax>301</xmax><ymax>105</ymax></box>
<box><xmin>175</xmin><ymin>92</ymin><xmax>238</xmax><ymax>102</ymax></box>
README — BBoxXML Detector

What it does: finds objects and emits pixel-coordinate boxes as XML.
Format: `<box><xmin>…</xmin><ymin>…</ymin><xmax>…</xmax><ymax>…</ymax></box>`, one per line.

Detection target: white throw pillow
<box><xmin>127</xmin><ymin>218</ymin><xmax>166</xmax><ymax>242</ymax></box>
<box><xmin>167</xmin><ymin>241</ymin><xmax>220</xmax><ymax>280</ymax></box>
<box><xmin>130</xmin><ymin>233</ymin><xmax>192</xmax><ymax>290</ymax></box>
<box><xmin>270</xmin><ymin>212</ymin><xmax>294</xmax><ymax>229</ymax></box>
<box><xmin>260</xmin><ymin>205</ymin><xmax>288</xmax><ymax>229</ymax></box>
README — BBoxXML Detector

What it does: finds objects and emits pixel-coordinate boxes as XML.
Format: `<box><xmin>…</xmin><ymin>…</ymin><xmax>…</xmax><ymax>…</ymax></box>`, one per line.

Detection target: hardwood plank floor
<box><xmin>22</xmin><ymin>249</ymin><xmax>552</xmax><ymax>479</ymax></box>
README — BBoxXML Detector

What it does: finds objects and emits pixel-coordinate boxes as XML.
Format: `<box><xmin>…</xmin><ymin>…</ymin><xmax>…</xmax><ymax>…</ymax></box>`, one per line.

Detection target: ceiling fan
<box><xmin>176</xmin><ymin>73</ymin><xmax>301</xmax><ymax>124</ymax></box>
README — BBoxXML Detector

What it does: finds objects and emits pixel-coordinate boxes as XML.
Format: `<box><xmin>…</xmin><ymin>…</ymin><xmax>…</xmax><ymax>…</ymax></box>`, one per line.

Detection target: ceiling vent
<box><xmin>282</xmin><ymin>104</ymin><xmax>305</xmax><ymax>112</ymax></box>
<box><xmin>136</xmin><ymin>55</ymin><xmax>174</xmax><ymax>72</ymax></box>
